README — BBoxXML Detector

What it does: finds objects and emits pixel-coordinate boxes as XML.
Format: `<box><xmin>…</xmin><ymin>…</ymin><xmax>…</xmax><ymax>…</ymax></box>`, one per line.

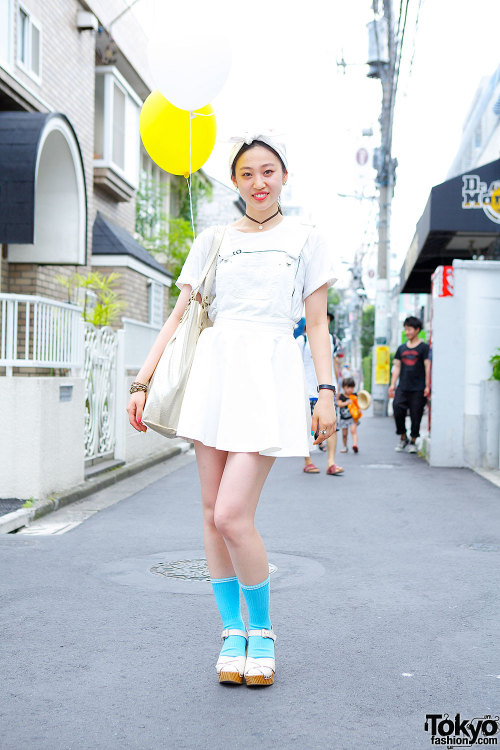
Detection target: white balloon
<box><xmin>148</xmin><ymin>31</ymin><xmax>232</xmax><ymax>112</ymax></box>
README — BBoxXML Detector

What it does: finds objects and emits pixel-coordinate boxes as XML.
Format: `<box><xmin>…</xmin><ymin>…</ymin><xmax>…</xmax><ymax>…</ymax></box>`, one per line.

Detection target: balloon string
<box><xmin>187</xmin><ymin>113</ymin><xmax>195</xmax><ymax>240</ymax></box>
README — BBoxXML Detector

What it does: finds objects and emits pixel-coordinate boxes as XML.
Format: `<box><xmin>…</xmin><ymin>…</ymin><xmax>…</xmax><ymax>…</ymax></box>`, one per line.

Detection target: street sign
<box><xmin>432</xmin><ymin>265</ymin><xmax>454</xmax><ymax>298</ymax></box>
<box><xmin>375</xmin><ymin>345</ymin><xmax>390</xmax><ymax>385</ymax></box>
<box><xmin>356</xmin><ymin>147</ymin><xmax>369</xmax><ymax>166</ymax></box>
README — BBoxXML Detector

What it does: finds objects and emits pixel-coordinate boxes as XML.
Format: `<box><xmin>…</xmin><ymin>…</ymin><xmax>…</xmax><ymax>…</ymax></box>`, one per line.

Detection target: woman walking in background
<box><xmin>127</xmin><ymin>134</ymin><xmax>338</xmax><ymax>687</ymax></box>
<box><xmin>297</xmin><ymin>321</ymin><xmax>344</xmax><ymax>475</ymax></box>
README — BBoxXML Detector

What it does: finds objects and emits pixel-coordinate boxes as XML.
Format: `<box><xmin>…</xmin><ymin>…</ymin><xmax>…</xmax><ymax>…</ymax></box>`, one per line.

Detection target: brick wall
<box><xmin>6</xmin><ymin>263</ymin><xmax>87</xmax><ymax>302</ymax></box>
<box><xmin>93</xmin><ymin>190</ymin><xmax>137</xmax><ymax>235</ymax></box>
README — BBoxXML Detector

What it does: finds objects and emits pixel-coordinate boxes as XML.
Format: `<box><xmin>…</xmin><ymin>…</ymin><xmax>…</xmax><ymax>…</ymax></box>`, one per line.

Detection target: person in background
<box><xmin>338</xmin><ymin>377</ymin><xmax>360</xmax><ymax>453</ymax></box>
<box><xmin>297</xmin><ymin>320</ymin><xmax>344</xmax><ymax>475</ymax></box>
<box><xmin>340</xmin><ymin>362</ymin><xmax>359</xmax><ymax>390</ymax></box>
<box><xmin>388</xmin><ymin>316</ymin><xmax>431</xmax><ymax>453</ymax></box>
<box><xmin>293</xmin><ymin>316</ymin><xmax>306</xmax><ymax>339</ymax></box>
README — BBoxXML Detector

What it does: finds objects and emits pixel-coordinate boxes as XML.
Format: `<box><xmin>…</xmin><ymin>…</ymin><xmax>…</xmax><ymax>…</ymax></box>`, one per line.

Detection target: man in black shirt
<box><xmin>388</xmin><ymin>316</ymin><xmax>431</xmax><ymax>453</ymax></box>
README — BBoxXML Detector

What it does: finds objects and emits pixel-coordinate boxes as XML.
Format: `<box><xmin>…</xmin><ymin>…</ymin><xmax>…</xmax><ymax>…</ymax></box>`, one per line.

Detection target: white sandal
<box><xmin>244</xmin><ymin>628</ymin><xmax>277</xmax><ymax>686</ymax></box>
<box><xmin>216</xmin><ymin>628</ymin><xmax>248</xmax><ymax>685</ymax></box>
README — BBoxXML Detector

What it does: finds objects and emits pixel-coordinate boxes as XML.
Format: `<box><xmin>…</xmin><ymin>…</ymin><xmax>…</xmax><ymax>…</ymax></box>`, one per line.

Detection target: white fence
<box><xmin>83</xmin><ymin>323</ymin><xmax>119</xmax><ymax>462</ymax></box>
<box><xmin>0</xmin><ymin>293</ymin><xmax>83</xmax><ymax>375</ymax></box>
<box><xmin>0</xmin><ymin>294</ymin><xmax>163</xmax><ymax>464</ymax></box>
<box><xmin>121</xmin><ymin>317</ymin><xmax>161</xmax><ymax>370</ymax></box>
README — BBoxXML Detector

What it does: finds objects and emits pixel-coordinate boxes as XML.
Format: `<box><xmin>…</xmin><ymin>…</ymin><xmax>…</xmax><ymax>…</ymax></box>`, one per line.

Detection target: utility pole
<box><xmin>367</xmin><ymin>0</ymin><xmax>397</xmax><ymax>415</ymax></box>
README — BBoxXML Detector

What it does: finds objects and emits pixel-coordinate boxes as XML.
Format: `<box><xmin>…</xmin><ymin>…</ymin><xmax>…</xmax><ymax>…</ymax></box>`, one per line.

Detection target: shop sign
<box><xmin>356</xmin><ymin>147</ymin><xmax>369</xmax><ymax>166</ymax></box>
<box><xmin>432</xmin><ymin>265</ymin><xmax>454</xmax><ymax>298</ymax></box>
<box><xmin>462</xmin><ymin>175</ymin><xmax>500</xmax><ymax>224</ymax></box>
<box><xmin>375</xmin><ymin>345</ymin><xmax>390</xmax><ymax>385</ymax></box>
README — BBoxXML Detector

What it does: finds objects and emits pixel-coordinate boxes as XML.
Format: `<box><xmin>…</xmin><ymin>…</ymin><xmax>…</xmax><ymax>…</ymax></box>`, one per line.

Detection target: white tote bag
<box><xmin>142</xmin><ymin>226</ymin><xmax>225</xmax><ymax>438</ymax></box>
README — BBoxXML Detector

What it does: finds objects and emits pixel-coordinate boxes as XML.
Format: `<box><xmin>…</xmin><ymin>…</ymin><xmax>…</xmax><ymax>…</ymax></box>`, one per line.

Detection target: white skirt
<box><xmin>176</xmin><ymin>318</ymin><xmax>311</xmax><ymax>457</ymax></box>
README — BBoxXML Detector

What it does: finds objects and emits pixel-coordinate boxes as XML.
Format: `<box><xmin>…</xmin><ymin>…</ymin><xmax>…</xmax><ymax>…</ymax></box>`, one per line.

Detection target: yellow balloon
<box><xmin>140</xmin><ymin>90</ymin><xmax>216</xmax><ymax>176</ymax></box>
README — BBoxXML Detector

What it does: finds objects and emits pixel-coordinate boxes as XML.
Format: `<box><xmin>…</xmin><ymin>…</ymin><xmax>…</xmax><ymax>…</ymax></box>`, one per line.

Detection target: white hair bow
<box><xmin>228</xmin><ymin>132</ymin><xmax>288</xmax><ymax>171</ymax></box>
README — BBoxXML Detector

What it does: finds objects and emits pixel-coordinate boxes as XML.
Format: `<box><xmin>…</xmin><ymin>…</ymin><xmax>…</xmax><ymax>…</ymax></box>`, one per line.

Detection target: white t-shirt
<box><xmin>297</xmin><ymin>333</ymin><xmax>338</xmax><ymax>398</ymax></box>
<box><xmin>176</xmin><ymin>217</ymin><xmax>337</xmax><ymax>324</ymax></box>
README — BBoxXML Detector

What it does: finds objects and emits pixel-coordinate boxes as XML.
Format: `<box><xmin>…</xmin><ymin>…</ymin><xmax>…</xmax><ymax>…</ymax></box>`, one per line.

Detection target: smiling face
<box><xmin>231</xmin><ymin>144</ymin><xmax>287</xmax><ymax>214</ymax></box>
<box><xmin>404</xmin><ymin>325</ymin><xmax>419</xmax><ymax>342</ymax></box>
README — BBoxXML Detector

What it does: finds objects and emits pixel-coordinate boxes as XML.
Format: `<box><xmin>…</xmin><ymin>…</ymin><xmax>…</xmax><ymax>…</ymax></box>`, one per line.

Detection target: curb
<box><xmin>472</xmin><ymin>466</ymin><xmax>500</xmax><ymax>489</ymax></box>
<box><xmin>0</xmin><ymin>440</ymin><xmax>191</xmax><ymax>535</ymax></box>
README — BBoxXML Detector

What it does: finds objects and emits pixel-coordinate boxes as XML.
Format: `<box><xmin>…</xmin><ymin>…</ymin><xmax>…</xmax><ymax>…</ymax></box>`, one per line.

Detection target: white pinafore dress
<box><xmin>175</xmin><ymin>219</ymin><xmax>336</xmax><ymax>457</ymax></box>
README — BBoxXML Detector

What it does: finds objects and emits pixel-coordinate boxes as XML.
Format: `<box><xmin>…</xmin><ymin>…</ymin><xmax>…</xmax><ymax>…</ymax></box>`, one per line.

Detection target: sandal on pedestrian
<box><xmin>340</xmin><ymin>447</ymin><xmax>348</xmax><ymax>453</ymax></box>
<box><xmin>216</xmin><ymin>629</ymin><xmax>247</xmax><ymax>685</ymax></box>
<box><xmin>326</xmin><ymin>464</ymin><xmax>344</xmax><ymax>475</ymax></box>
<box><xmin>244</xmin><ymin>629</ymin><xmax>276</xmax><ymax>687</ymax></box>
<box><xmin>352</xmin><ymin>445</ymin><xmax>358</xmax><ymax>453</ymax></box>
<box><xmin>303</xmin><ymin>463</ymin><xmax>320</xmax><ymax>473</ymax></box>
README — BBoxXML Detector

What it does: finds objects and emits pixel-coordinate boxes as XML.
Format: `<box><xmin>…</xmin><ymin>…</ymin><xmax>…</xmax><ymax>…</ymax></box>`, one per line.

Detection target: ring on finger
<box><xmin>319</xmin><ymin>429</ymin><xmax>327</xmax><ymax>435</ymax></box>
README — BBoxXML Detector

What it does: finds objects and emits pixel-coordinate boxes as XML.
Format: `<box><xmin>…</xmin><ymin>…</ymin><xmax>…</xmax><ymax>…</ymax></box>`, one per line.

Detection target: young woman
<box><xmin>127</xmin><ymin>134</ymin><xmax>337</xmax><ymax>687</ymax></box>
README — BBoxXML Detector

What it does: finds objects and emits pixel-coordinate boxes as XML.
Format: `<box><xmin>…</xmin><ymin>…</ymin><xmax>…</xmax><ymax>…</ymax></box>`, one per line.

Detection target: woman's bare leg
<box><xmin>326</xmin><ymin>431</ymin><xmax>337</xmax><ymax>466</ymax></box>
<box><xmin>193</xmin><ymin>440</ymin><xmax>234</xmax><ymax>579</ymax></box>
<box><xmin>213</xmin><ymin>451</ymin><xmax>275</xmax><ymax>586</ymax></box>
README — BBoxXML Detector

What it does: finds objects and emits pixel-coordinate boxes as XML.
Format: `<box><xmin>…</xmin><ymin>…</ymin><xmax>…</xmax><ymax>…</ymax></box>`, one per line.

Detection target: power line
<box><xmin>406</xmin><ymin>0</ymin><xmax>424</xmax><ymax>84</ymax></box>
<box><xmin>388</xmin><ymin>0</ymin><xmax>411</xmax><ymax>147</ymax></box>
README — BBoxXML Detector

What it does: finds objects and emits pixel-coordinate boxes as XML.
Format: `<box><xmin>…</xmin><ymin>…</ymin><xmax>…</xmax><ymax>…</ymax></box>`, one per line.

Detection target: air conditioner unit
<box><xmin>77</xmin><ymin>11</ymin><xmax>98</xmax><ymax>32</ymax></box>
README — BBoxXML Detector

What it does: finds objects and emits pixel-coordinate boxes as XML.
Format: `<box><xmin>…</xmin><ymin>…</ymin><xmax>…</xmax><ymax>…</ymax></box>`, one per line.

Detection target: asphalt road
<box><xmin>1</xmin><ymin>417</ymin><xmax>499</xmax><ymax>750</ymax></box>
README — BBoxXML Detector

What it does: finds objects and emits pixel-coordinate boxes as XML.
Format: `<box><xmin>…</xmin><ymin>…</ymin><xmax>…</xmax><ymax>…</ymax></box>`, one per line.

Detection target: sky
<box><xmin>137</xmin><ymin>0</ymin><xmax>500</xmax><ymax>293</ymax></box>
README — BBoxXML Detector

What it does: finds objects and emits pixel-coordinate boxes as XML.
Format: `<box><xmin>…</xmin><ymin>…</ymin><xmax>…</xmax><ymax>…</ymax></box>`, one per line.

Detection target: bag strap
<box><xmin>192</xmin><ymin>225</ymin><xmax>226</xmax><ymax>297</ymax></box>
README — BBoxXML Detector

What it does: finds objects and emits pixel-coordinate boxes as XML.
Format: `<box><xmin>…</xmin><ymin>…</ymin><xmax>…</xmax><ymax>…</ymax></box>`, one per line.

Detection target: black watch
<box><xmin>317</xmin><ymin>384</ymin><xmax>336</xmax><ymax>394</ymax></box>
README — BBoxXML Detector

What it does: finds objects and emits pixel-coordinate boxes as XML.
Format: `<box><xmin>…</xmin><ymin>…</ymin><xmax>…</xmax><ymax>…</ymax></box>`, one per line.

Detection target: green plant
<box><xmin>172</xmin><ymin>173</ymin><xmax>213</xmax><ymax>225</ymax></box>
<box><xmin>22</xmin><ymin>498</ymin><xmax>34</xmax><ymax>508</ymax></box>
<box><xmin>135</xmin><ymin>172</ymin><xmax>213</xmax><ymax>309</ymax></box>
<box><xmin>56</xmin><ymin>271</ymin><xmax>126</xmax><ymax>326</ymax></box>
<box><xmin>490</xmin><ymin>348</ymin><xmax>500</xmax><ymax>381</ymax></box>
<box><xmin>361</xmin><ymin>305</ymin><xmax>375</xmax><ymax>359</ymax></box>
<box><xmin>362</xmin><ymin>353</ymin><xmax>372</xmax><ymax>392</ymax></box>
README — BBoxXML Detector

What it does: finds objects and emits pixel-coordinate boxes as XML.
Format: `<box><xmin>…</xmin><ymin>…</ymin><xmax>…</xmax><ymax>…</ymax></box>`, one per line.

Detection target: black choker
<box><xmin>244</xmin><ymin>208</ymin><xmax>280</xmax><ymax>230</ymax></box>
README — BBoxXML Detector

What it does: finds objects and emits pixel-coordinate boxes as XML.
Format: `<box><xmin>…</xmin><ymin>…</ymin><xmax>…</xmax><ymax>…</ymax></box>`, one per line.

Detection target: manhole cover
<box><xmin>459</xmin><ymin>543</ymin><xmax>500</xmax><ymax>553</ymax></box>
<box><xmin>150</xmin><ymin>558</ymin><xmax>278</xmax><ymax>581</ymax></box>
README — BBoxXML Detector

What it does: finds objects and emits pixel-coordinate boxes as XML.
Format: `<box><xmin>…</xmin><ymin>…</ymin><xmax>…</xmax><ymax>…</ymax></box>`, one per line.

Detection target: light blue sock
<box><xmin>211</xmin><ymin>577</ymin><xmax>247</xmax><ymax>658</ymax></box>
<box><xmin>240</xmin><ymin>576</ymin><xmax>275</xmax><ymax>660</ymax></box>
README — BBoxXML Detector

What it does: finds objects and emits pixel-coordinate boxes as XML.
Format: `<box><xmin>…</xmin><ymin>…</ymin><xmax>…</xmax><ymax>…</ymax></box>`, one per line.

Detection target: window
<box><xmin>0</xmin><ymin>0</ymin><xmax>12</xmax><ymax>65</ymax></box>
<box><xmin>112</xmin><ymin>82</ymin><xmax>126</xmax><ymax>169</ymax></box>
<box><xmin>136</xmin><ymin>152</ymin><xmax>171</xmax><ymax>248</ymax></box>
<box><xmin>17</xmin><ymin>5</ymin><xmax>41</xmax><ymax>81</ymax></box>
<box><xmin>94</xmin><ymin>67</ymin><xmax>140</xmax><ymax>188</ymax></box>
<box><xmin>148</xmin><ymin>281</ymin><xmax>164</xmax><ymax>327</ymax></box>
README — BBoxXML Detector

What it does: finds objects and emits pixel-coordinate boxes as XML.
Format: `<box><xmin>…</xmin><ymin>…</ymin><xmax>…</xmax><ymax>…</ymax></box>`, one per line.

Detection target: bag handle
<box><xmin>192</xmin><ymin>225</ymin><xmax>226</xmax><ymax>298</ymax></box>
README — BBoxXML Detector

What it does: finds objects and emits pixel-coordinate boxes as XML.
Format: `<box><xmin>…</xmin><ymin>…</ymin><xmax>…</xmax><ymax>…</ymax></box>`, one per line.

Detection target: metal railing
<box><xmin>0</xmin><ymin>294</ymin><xmax>83</xmax><ymax>375</ymax></box>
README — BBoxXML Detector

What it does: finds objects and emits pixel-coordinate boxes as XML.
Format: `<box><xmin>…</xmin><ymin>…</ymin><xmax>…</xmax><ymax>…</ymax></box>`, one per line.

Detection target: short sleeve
<box><xmin>176</xmin><ymin>226</ymin><xmax>216</xmax><ymax>292</ymax></box>
<box><xmin>422</xmin><ymin>343</ymin><xmax>430</xmax><ymax>360</ymax></box>
<box><xmin>394</xmin><ymin>345</ymin><xmax>404</xmax><ymax>360</ymax></box>
<box><xmin>301</xmin><ymin>227</ymin><xmax>337</xmax><ymax>301</ymax></box>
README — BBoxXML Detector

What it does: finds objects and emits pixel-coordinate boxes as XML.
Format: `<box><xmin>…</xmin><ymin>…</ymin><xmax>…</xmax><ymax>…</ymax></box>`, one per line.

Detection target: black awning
<box><xmin>0</xmin><ymin>112</ymin><xmax>86</xmax><ymax>245</ymax></box>
<box><xmin>400</xmin><ymin>158</ymin><xmax>500</xmax><ymax>293</ymax></box>
<box><xmin>92</xmin><ymin>213</ymin><xmax>173</xmax><ymax>278</ymax></box>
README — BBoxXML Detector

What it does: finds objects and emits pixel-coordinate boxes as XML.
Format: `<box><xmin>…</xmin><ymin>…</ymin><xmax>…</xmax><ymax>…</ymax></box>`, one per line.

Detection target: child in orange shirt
<box><xmin>338</xmin><ymin>377</ymin><xmax>360</xmax><ymax>453</ymax></box>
